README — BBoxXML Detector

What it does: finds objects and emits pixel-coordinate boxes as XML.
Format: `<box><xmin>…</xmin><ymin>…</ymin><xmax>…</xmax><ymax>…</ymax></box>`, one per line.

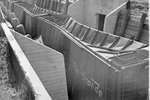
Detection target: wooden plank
<box><xmin>91</xmin><ymin>31</ymin><xmax>108</xmax><ymax>47</ymax></box>
<box><xmin>108</xmin><ymin>36</ymin><xmax>120</xmax><ymax>48</ymax></box>
<box><xmin>81</xmin><ymin>27</ymin><xmax>91</xmax><ymax>41</ymax></box>
<box><xmin>66</xmin><ymin>19</ymin><xmax>76</xmax><ymax>33</ymax></box>
<box><xmin>71</xmin><ymin>22</ymin><xmax>82</xmax><ymax>36</ymax></box>
<box><xmin>111</xmin><ymin>37</ymin><xmax>129</xmax><ymax>51</ymax></box>
<box><xmin>77</xmin><ymin>25</ymin><xmax>89</xmax><ymax>40</ymax></box>
<box><xmin>123</xmin><ymin>41</ymin><xmax>145</xmax><ymax>51</ymax></box>
<box><xmin>83</xmin><ymin>28</ymin><xmax>97</xmax><ymax>44</ymax></box>
<box><xmin>102</xmin><ymin>34</ymin><xmax>119</xmax><ymax>48</ymax></box>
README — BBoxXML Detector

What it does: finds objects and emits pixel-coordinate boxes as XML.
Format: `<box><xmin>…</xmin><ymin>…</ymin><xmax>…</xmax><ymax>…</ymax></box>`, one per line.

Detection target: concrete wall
<box><xmin>68</xmin><ymin>0</ymin><xmax>127</xmax><ymax>28</ymax></box>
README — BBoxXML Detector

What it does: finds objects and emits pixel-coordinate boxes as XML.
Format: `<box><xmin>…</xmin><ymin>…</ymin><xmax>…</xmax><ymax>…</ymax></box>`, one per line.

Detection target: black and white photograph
<box><xmin>0</xmin><ymin>0</ymin><xmax>149</xmax><ymax>100</ymax></box>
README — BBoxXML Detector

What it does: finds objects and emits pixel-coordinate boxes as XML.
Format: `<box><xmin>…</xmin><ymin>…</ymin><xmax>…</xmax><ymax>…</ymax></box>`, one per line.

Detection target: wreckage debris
<box><xmin>0</xmin><ymin>0</ymin><xmax>149</xmax><ymax>100</ymax></box>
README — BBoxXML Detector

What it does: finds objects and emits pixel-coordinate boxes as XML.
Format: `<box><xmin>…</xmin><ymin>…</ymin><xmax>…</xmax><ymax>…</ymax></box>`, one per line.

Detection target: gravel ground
<box><xmin>0</xmin><ymin>37</ymin><xmax>30</xmax><ymax>100</ymax></box>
